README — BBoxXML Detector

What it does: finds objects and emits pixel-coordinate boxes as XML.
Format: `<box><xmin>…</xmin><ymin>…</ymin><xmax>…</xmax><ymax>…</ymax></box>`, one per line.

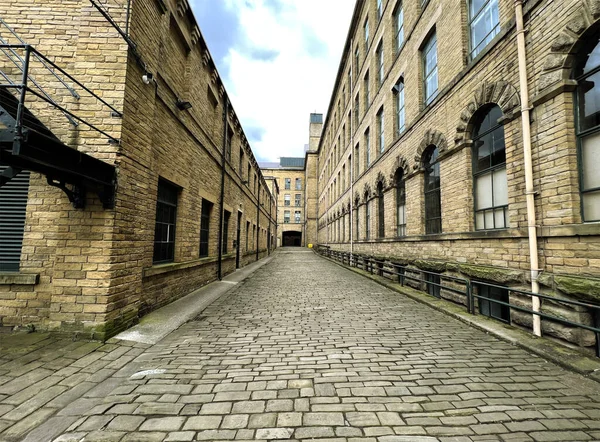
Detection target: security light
<box><xmin>176</xmin><ymin>99</ymin><xmax>192</xmax><ymax>111</ymax></box>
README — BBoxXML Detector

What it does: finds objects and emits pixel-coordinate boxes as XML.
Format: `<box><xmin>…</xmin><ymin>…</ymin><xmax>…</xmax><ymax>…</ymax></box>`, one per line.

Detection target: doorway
<box><xmin>282</xmin><ymin>231</ymin><xmax>302</xmax><ymax>247</ymax></box>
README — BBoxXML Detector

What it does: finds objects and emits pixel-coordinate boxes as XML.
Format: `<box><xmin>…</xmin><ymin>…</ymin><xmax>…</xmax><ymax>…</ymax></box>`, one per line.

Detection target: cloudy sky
<box><xmin>190</xmin><ymin>0</ymin><xmax>355</xmax><ymax>162</ymax></box>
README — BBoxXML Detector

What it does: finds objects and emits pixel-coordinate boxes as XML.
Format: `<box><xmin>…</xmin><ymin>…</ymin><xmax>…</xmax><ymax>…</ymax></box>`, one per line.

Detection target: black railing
<box><xmin>0</xmin><ymin>44</ymin><xmax>121</xmax><ymax>144</ymax></box>
<box><xmin>316</xmin><ymin>245</ymin><xmax>600</xmax><ymax>358</ymax></box>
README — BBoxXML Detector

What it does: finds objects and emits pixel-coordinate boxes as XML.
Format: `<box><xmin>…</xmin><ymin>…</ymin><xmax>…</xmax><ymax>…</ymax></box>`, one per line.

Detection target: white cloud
<box><xmin>216</xmin><ymin>0</ymin><xmax>355</xmax><ymax>161</ymax></box>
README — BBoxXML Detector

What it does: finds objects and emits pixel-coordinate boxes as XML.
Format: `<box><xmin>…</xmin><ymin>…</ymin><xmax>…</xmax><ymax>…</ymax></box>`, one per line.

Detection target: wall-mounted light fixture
<box><xmin>176</xmin><ymin>99</ymin><xmax>192</xmax><ymax>111</ymax></box>
<box><xmin>142</xmin><ymin>72</ymin><xmax>154</xmax><ymax>84</ymax></box>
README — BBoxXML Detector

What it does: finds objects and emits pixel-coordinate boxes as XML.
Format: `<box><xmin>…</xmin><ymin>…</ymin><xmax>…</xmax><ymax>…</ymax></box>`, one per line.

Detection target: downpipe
<box><xmin>217</xmin><ymin>100</ymin><xmax>229</xmax><ymax>280</ymax></box>
<box><xmin>515</xmin><ymin>0</ymin><xmax>541</xmax><ymax>336</ymax></box>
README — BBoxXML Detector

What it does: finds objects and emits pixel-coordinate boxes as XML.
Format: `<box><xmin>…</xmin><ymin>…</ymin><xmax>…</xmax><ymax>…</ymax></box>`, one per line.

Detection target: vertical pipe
<box><xmin>515</xmin><ymin>0</ymin><xmax>541</xmax><ymax>336</ymax></box>
<box><xmin>217</xmin><ymin>100</ymin><xmax>229</xmax><ymax>280</ymax></box>
<box><xmin>125</xmin><ymin>0</ymin><xmax>131</xmax><ymax>36</ymax></box>
<box><xmin>256</xmin><ymin>182</ymin><xmax>260</xmax><ymax>261</ymax></box>
<box><xmin>350</xmin><ymin>38</ymin><xmax>354</xmax><ymax>257</ymax></box>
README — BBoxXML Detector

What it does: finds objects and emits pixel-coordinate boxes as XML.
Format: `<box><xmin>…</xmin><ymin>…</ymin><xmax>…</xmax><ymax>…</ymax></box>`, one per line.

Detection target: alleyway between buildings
<box><xmin>1</xmin><ymin>249</ymin><xmax>600</xmax><ymax>442</ymax></box>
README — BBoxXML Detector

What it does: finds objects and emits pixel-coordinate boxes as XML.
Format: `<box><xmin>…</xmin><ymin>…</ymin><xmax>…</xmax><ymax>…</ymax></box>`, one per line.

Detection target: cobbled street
<box><xmin>3</xmin><ymin>249</ymin><xmax>600</xmax><ymax>442</ymax></box>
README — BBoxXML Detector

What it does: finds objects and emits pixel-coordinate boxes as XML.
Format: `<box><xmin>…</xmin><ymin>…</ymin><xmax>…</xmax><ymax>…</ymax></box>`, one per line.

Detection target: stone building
<box><xmin>260</xmin><ymin>158</ymin><xmax>307</xmax><ymax>247</ymax></box>
<box><xmin>0</xmin><ymin>0</ymin><xmax>277</xmax><ymax>338</ymax></box>
<box><xmin>314</xmin><ymin>0</ymin><xmax>600</xmax><ymax>351</ymax></box>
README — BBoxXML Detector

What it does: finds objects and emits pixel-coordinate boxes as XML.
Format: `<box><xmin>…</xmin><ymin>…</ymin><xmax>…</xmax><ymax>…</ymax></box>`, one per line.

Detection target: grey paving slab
<box><xmin>3</xmin><ymin>249</ymin><xmax>600</xmax><ymax>441</ymax></box>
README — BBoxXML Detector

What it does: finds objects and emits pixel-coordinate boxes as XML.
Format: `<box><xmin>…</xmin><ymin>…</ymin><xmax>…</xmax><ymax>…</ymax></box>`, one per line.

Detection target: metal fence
<box><xmin>316</xmin><ymin>245</ymin><xmax>600</xmax><ymax>358</ymax></box>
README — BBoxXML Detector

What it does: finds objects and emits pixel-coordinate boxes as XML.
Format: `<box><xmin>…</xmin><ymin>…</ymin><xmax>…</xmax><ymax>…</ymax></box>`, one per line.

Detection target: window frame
<box><xmin>422</xmin><ymin>32</ymin><xmax>438</xmax><ymax>106</ymax></box>
<box><xmin>377</xmin><ymin>40</ymin><xmax>384</xmax><ymax>87</ymax></box>
<box><xmin>423</xmin><ymin>146</ymin><xmax>442</xmax><ymax>234</ymax></box>
<box><xmin>199</xmin><ymin>199</ymin><xmax>212</xmax><ymax>258</ymax></box>
<box><xmin>394</xmin><ymin>78</ymin><xmax>405</xmax><ymax>136</ymax></box>
<box><xmin>469</xmin><ymin>0</ymin><xmax>500</xmax><ymax>59</ymax></box>
<box><xmin>153</xmin><ymin>179</ymin><xmax>179</xmax><ymax>264</ymax></box>
<box><xmin>395</xmin><ymin>168</ymin><xmax>406</xmax><ymax>237</ymax></box>
<box><xmin>394</xmin><ymin>2</ymin><xmax>404</xmax><ymax>53</ymax></box>
<box><xmin>472</xmin><ymin>105</ymin><xmax>509</xmax><ymax>230</ymax></box>
<box><xmin>377</xmin><ymin>182</ymin><xmax>385</xmax><ymax>238</ymax></box>
<box><xmin>575</xmin><ymin>36</ymin><xmax>600</xmax><ymax>222</ymax></box>
<box><xmin>377</xmin><ymin>106</ymin><xmax>385</xmax><ymax>155</ymax></box>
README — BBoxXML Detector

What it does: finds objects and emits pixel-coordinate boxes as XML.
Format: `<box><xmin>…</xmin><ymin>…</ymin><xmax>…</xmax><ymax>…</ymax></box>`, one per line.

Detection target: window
<box><xmin>284</xmin><ymin>194</ymin><xmax>291</xmax><ymax>206</ymax></box>
<box><xmin>377</xmin><ymin>0</ymin><xmax>383</xmax><ymax>20</ymax></box>
<box><xmin>226</xmin><ymin>126</ymin><xmax>233</xmax><ymax>162</ymax></box>
<box><xmin>342</xmin><ymin>214</ymin><xmax>346</xmax><ymax>242</ymax></box>
<box><xmin>473</xmin><ymin>105</ymin><xmax>508</xmax><ymax>230</ymax></box>
<box><xmin>295</xmin><ymin>210</ymin><xmax>301</xmax><ymax>224</ymax></box>
<box><xmin>295</xmin><ymin>194</ymin><xmax>301</xmax><ymax>206</ymax></box>
<box><xmin>296</xmin><ymin>178</ymin><xmax>302</xmax><ymax>190</ymax></box>
<box><xmin>394</xmin><ymin>3</ymin><xmax>404</xmax><ymax>52</ymax></box>
<box><xmin>364</xmin><ymin>71</ymin><xmax>370</xmax><ymax>108</ymax></box>
<box><xmin>575</xmin><ymin>36</ymin><xmax>600</xmax><ymax>222</ymax></box>
<box><xmin>223</xmin><ymin>210</ymin><xmax>230</xmax><ymax>254</ymax></box>
<box><xmin>284</xmin><ymin>210</ymin><xmax>290</xmax><ymax>223</ymax></box>
<box><xmin>355</xmin><ymin>46</ymin><xmax>360</xmax><ymax>73</ymax></box>
<box><xmin>394</xmin><ymin>79</ymin><xmax>405</xmax><ymax>135</ymax></box>
<box><xmin>377</xmin><ymin>107</ymin><xmax>385</xmax><ymax>154</ymax></box>
<box><xmin>239</xmin><ymin>147</ymin><xmax>244</xmax><ymax>175</ymax></box>
<box><xmin>426</xmin><ymin>272</ymin><xmax>441</xmax><ymax>298</ymax></box>
<box><xmin>365</xmin><ymin>128</ymin><xmax>371</xmax><ymax>167</ymax></box>
<box><xmin>285</xmin><ymin>178</ymin><xmax>291</xmax><ymax>190</ymax></box>
<box><xmin>423</xmin><ymin>32</ymin><xmax>438</xmax><ymax>105</ymax></box>
<box><xmin>247</xmin><ymin>164</ymin><xmax>251</xmax><ymax>185</ymax></box>
<box><xmin>364</xmin><ymin>18</ymin><xmax>369</xmax><ymax>47</ymax></box>
<box><xmin>0</xmin><ymin>167</ymin><xmax>30</xmax><ymax>271</ymax></box>
<box><xmin>377</xmin><ymin>182</ymin><xmax>385</xmax><ymax>238</ymax></box>
<box><xmin>395</xmin><ymin>168</ymin><xmax>406</xmax><ymax>237</ymax></box>
<box><xmin>365</xmin><ymin>200</ymin><xmax>371</xmax><ymax>239</ymax></box>
<box><xmin>377</xmin><ymin>41</ymin><xmax>384</xmax><ymax>86</ymax></box>
<box><xmin>355</xmin><ymin>143</ymin><xmax>360</xmax><ymax>178</ymax></box>
<box><xmin>199</xmin><ymin>199</ymin><xmax>213</xmax><ymax>257</ymax></box>
<box><xmin>469</xmin><ymin>0</ymin><xmax>499</xmax><ymax>58</ymax></box>
<box><xmin>355</xmin><ymin>94</ymin><xmax>360</xmax><ymax>126</ymax></box>
<box><xmin>254</xmin><ymin>174</ymin><xmax>257</xmax><ymax>194</ymax></box>
<box><xmin>423</xmin><ymin>146</ymin><xmax>442</xmax><ymax>234</ymax></box>
<box><xmin>153</xmin><ymin>179</ymin><xmax>178</xmax><ymax>264</ymax></box>
<box><xmin>246</xmin><ymin>221</ymin><xmax>250</xmax><ymax>251</ymax></box>
<box><xmin>355</xmin><ymin>207</ymin><xmax>360</xmax><ymax>240</ymax></box>
<box><xmin>477</xmin><ymin>283</ymin><xmax>510</xmax><ymax>322</ymax></box>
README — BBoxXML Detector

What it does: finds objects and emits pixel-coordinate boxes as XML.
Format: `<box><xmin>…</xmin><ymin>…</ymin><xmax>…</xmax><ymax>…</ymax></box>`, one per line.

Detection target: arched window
<box><xmin>472</xmin><ymin>105</ymin><xmax>508</xmax><ymax>230</ymax></box>
<box><xmin>423</xmin><ymin>146</ymin><xmax>441</xmax><ymax>234</ymax></box>
<box><xmin>377</xmin><ymin>182</ymin><xmax>385</xmax><ymax>238</ymax></box>
<box><xmin>395</xmin><ymin>168</ymin><xmax>406</xmax><ymax>236</ymax></box>
<box><xmin>575</xmin><ymin>36</ymin><xmax>600</xmax><ymax>222</ymax></box>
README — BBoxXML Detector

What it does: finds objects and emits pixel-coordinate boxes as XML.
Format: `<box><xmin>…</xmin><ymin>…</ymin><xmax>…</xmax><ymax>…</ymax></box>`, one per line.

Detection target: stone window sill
<box><xmin>0</xmin><ymin>273</ymin><xmax>39</xmax><ymax>285</ymax></box>
<box><xmin>143</xmin><ymin>253</ymin><xmax>236</xmax><ymax>278</ymax></box>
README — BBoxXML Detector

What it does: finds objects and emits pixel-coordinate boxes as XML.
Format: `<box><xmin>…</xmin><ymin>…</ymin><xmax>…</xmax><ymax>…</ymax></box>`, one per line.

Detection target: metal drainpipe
<box><xmin>217</xmin><ymin>100</ymin><xmax>229</xmax><ymax>280</ymax></box>
<box><xmin>256</xmin><ymin>182</ymin><xmax>260</xmax><ymax>261</ymax></box>
<box><xmin>515</xmin><ymin>0</ymin><xmax>541</xmax><ymax>337</ymax></box>
<box><xmin>350</xmin><ymin>38</ymin><xmax>354</xmax><ymax>256</ymax></box>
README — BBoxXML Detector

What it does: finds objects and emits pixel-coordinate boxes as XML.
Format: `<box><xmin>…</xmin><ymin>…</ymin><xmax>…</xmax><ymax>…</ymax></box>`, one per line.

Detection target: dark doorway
<box><xmin>282</xmin><ymin>231</ymin><xmax>302</xmax><ymax>247</ymax></box>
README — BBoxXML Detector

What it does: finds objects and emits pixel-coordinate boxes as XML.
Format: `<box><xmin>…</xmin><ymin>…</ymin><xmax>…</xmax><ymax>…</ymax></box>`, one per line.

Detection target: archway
<box><xmin>282</xmin><ymin>231</ymin><xmax>302</xmax><ymax>247</ymax></box>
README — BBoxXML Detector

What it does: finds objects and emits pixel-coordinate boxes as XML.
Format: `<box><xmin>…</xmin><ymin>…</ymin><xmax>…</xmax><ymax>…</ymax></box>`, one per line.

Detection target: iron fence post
<box><xmin>466</xmin><ymin>281</ymin><xmax>474</xmax><ymax>314</ymax></box>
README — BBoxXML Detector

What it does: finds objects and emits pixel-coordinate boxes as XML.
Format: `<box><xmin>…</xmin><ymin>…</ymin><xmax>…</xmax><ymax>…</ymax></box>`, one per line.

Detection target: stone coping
<box><xmin>0</xmin><ymin>273</ymin><xmax>39</xmax><ymax>285</ymax></box>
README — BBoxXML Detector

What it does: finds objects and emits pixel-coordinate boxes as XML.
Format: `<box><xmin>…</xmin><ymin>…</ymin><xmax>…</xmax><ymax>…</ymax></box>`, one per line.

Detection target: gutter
<box><xmin>217</xmin><ymin>99</ymin><xmax>229</xmax><ymax>280</ymax></box>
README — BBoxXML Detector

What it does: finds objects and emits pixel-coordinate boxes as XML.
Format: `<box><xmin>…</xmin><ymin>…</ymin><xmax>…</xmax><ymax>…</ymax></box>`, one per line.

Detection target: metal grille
<box><xmin>0</xmin><ymin>166</ymin><xmax>30</xmax><ymax>272</ymax></box>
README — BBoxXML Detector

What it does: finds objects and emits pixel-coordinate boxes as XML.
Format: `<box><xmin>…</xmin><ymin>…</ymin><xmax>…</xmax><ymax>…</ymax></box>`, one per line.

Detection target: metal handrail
<box><xmin>0</xmin><ymin>17</ymin><xmax>79</xmax><ymax>98</ymax></box>
<box><xmin>1</xmin><ymin>45</ymin><xmax>121</xmax><ymax>144</ymax></box>
<box><xmin>317</xmin><ymin>245</ymin><xmax>600</xmax><ymax>357</ymax></box>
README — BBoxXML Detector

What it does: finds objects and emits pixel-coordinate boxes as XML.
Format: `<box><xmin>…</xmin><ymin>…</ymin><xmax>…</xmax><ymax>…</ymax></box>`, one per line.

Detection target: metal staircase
<box><xmin>0</xmin><ymin>18</ymin><xmax>120</xmax><ymax>209</ymax></box>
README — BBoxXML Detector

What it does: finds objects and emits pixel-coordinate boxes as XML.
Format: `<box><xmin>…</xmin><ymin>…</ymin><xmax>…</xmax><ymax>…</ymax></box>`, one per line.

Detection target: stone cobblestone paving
<box><xmin>4</xmin><ymin>248</ymin><xmax>600</xmax><ymax>441</ymax></box>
